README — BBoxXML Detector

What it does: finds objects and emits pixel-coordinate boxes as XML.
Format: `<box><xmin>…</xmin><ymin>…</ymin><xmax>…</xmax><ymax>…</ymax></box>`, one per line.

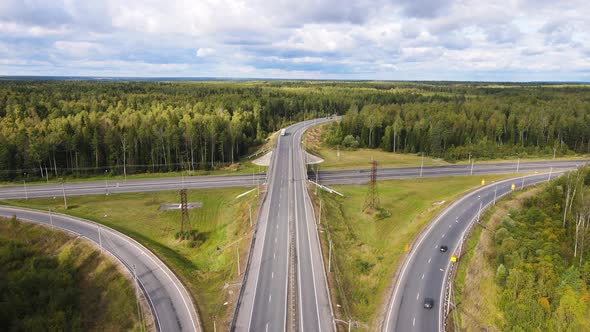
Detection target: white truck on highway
<box><xmin>280</xmin><ymin>128</ymin><xmax>286</xmax><ymax>136</ymax></box>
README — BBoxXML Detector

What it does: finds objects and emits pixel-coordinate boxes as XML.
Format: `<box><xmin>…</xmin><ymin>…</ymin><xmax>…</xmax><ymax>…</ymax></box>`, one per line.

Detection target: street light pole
<box><xmin>49</xmin><ymin>209</ymin><xmax>54</xmax><ymax>229</ymax></box>
<box><xmin>248</xmin><ymin>203</ymin><xmax>252</xmax><ymax>227</ymax></box>
<box><xmin>493</xmin><ymin>185</ymin><xmax>497</xmax><ymax>205</ymax></box>
<box><xmin>23</xmin><ymin>172</ymin><xmax>28</xmax><ymax>200</ymax></box>
<box><xmin>315</xmin><ymin>165</ymin><xmax>319</xmax><ymax>195</ymax></box>
<box><xmin>470</xmin><ymin>159</ymin><xmax>474</xmax><ymax>175</ymax></box>
<box><xmin>477</xmin><ymin>201</ymin><xmax>482</xmax><ymax>223</ymax></box>
<box><xmin>319</xmin><ymin>199</ymin><xmax>322</xmax><ymax>225</ymax></box>
<box><xmin>548</xmin><ymin>167</ymin><xmax>553</xmax><ymax>182</ymax></box>
<box><xmin>105</xmin><ymin>170</ymin><xmax>109</xmax><ymax>195</ymax></box>
<box><xmin>97</xmin><ymin>225</ymin><xmax>102</xmax><ymax>253</ymax></box>
<box><xmin>237</xmin><ymin>241</ymin><xmax>240</xmax><ymax>276</ymax></box>
<box><xmin>516</xmin><ymin>158</ymin><xmax>520</xmax><ymax>173</ymax></box>
<box><xmin>328</xmin><ymin>239</ymin><xmax>332</xmax><ymax>272</ymax></box>
<box><xmin>62</xmin><ymin>181</ymin><xmax>68</xmax><ymax>209</ymax></box>
<box><xmin>420</xmin><ymin>154</ymin><xmax>424</xmax><ymax>177</ymax></box>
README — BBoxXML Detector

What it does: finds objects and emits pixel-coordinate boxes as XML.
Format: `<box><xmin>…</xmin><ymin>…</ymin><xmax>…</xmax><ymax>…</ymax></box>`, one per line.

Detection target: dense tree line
<box><xmin>324</xmin><ymin>87</ymin><xmax>590</xmax><ymax>160</ymax></box>
<box><xmin>0</xmin><ymin>80</ymin><xmax>455</xmax><ymax>181</ymax></box>
<box><xmin>492</xmin><ymin>167</ymin><xmax>590</xmax><ymax>330</ymax></box>
<box><xmin>2</xmin><ymin>80</ymin><xmax>588</xmax><ymax>181</ymax></box>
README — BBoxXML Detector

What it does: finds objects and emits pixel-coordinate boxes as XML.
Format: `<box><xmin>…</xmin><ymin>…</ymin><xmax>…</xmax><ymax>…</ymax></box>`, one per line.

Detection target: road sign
<box><xmin>404</xmin><ymin>243</ymin><xmax>409</xmax><ymax>252</ymax></box>
<box><xmin>481</xmin><ymin>179</ymin><xmax>485</xmax><ymax>185</ymax></box>
<box><xmin>511</xmin><ymin>183</ymin><xmax>516</xmax><ymax>191</ymax></box>
<box><xmin>450</xmin><ymin>254</ymin><xmax>457</xmax><ymax>262</ymax></box>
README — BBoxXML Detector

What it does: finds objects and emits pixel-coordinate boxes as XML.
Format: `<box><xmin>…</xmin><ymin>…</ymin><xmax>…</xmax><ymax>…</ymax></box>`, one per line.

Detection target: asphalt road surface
<box><xmin>0</xmin><ymin>173</ymin><xmax>265</xmax><ymax>200</ymax></box>
<box><xmin>2</xmin><ymin>160</ymin><xmax>586</xmax><ymax>201</ymax></box>
<box><xmin>315</xmin><ymin>160</ymin><xmax>588</xmax><ymax>185</ymax></box>
<box><xmin>233</xmin><ymin>118</ymin><xmax>334</xmax><ymax>332</ymax></box>
<box><xmin>383</xmin><ymin>170</ymin><xmax>577</xmax><ymax>332</ymax></box>
<box><xmin>0</xmin><ymin>206</ymin><xmax>201</xmax><ymax>332</ymax></box>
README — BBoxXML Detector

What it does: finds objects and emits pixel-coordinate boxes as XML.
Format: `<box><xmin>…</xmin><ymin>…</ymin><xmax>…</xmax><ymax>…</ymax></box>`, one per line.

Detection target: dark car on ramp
<box><xmin>439</xmin><ymin>245</ymin><xmax>448</xmax><ymax>252</ymax></box>
<box><xmin>424</xmin><ymin>298</ymin><xmax>435</xmax><ymax>309</ymax></box>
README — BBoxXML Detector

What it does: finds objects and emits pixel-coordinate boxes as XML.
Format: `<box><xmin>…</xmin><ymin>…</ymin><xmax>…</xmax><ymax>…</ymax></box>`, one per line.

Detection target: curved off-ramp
<box><xmin>382</xmin><ymin>169</ymin><xmax>585</xmax><ymax>332</ymax></box>
<box><xmin>0</xmin><ymin>206</ymin><xmax>201</xmax><ymax>332</ymax></box>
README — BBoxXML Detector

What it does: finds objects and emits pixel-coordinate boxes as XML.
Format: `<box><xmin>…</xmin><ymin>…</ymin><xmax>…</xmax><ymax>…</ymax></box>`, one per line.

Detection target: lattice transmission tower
<box><xmin>180</xmin><ymin>188</ymin><xmax>191</xmax><ymax>232</ymax></box>
<box><xmin>364</xmin><ymin>159</ymin><xmax>379</xmax><ymax>211</ymax></box>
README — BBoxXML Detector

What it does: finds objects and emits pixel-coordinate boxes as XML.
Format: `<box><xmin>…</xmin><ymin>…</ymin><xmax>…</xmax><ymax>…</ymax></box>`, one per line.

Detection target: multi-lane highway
<box><xmin>2</xmin><ymin>160</ymin><xmax>585</xmax><ymax>200</ymax></box>
<box><xmin>233</xmin><ymin>119</ymin><xmax>334</xmax><ymax>331</ymax></box>
<box><xmin>315</xmin><ymin>160</ymin><xmax>587</xmax><ymax>185</ymax></box>
<box><xmin>0</xmin><ymin>206</ymin><xmax>201</xmax><ymax>332</ymax></box>
<box><xmin>383</xmin><ymin>170</ymin><xmax>578</xmax><ymax>332</ymax></box>
<box><xmin>0</xmin><ymin>173</ymin><xmax>265</xmax><ymax>200</ymax></box>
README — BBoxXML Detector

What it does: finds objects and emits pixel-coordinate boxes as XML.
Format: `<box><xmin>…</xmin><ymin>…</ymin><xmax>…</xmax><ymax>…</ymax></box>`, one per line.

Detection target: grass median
<box><xmin>1</xmin><ymin>186</ymin><xmax>259</xmax><ymax>332</ymax></box>
<box><xmin>311</xmin><ymin>174</ymin><xmax>518</xmax><ymax>329</ymax></box>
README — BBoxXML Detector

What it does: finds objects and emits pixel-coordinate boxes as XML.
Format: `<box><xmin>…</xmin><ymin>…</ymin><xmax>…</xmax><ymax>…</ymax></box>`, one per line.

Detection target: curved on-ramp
<box><xmin>0</xmin><ymin>206</ymin><xmax>201</xmax><ymax>332</ymax></box>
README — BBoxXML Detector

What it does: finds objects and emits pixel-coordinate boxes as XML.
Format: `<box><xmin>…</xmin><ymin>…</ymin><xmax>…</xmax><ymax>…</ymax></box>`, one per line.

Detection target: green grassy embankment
<box><xmin>1</xmin><ymin>187</ymin><xmax>259</xmax><ymax>331</ymax></box>
<box><xmin>0</xmin><ymin>218</ymin><xmax>147</xmax><ymax>331</ymax></box>
<box><xmin>452</xmin><ymin>186</ymin><xmax>547</xmax><ymax>331</ymax></box>
<box><xmin>311</xmin><ymin>174</ymin><xmax>518</xmax><ymax>329</ymax></box>
<box><xmin>304</xmin><ymin>124</ymin><xmax>587</xmax><ymax>171</ymax></box>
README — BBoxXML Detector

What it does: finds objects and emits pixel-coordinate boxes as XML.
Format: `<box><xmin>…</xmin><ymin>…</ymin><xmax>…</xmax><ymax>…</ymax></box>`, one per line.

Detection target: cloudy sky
<box><xmin>1</xmin><ymin>0</ymin><xmax>589</xmax><ymax>81</ymax></box>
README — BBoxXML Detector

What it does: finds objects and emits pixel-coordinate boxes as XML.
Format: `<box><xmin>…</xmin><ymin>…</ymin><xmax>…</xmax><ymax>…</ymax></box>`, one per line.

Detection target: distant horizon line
<box><xmin>0</xmin><ymin>75</ymin><xmax>589</xmax><ymax>84</ymax></box>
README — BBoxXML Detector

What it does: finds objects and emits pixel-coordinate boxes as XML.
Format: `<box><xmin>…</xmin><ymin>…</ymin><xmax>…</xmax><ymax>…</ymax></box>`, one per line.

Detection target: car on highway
<box><xmin>423</xmin><ymin>298</ymin><xmax>434</xmax><ymax>309</ymax></box>
<box><xmin>439</xmin><ymin>245</ymin><xmax>448</xmax><ymax>252</ymax></box>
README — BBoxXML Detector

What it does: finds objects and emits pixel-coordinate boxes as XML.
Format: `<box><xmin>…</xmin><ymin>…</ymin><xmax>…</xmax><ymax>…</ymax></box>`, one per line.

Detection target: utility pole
<box><xmin>470</xmin><ymin>159</ymin><xmax>474</xmax><ymax>175</ymax></box>
<box><xmin>516</xmin><ymin>158</ymin><xmax>520</xmax><ymax>173</ymax></box>
<box><xmin>23</xmin><ymin>179</ymin><xmax>28</xmax><ymax>200</ymax></box>
<box><xmin>62</xmin><ymin>181</ymin><xmax>68</xmax><ymax>210</ymax></box>
<box><xmin>548</xmin><ymin>167</ymin><xmax>553</xmax><ymax>182</ymax></box>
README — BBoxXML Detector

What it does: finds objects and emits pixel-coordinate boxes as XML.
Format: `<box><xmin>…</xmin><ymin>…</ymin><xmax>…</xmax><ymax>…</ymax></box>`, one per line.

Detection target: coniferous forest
<box><xmin>1</xmin><ymin>80</ymin><xmax>589</xmax><ymax>181</ymax></box>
